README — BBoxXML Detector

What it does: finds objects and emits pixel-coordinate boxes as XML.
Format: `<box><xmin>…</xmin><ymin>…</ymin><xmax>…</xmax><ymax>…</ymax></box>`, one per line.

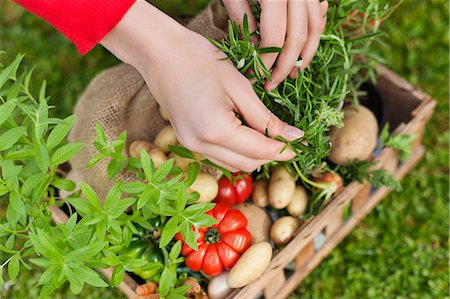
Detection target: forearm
<box><xmin>14</xmin><ymin>0</ymin><xmax>136</xmax><ymax>54</ymax></box>
<box><xmin>100</xmin><ymin>0</ymin><xmax>189</xmax><ymax>71</ymax></box>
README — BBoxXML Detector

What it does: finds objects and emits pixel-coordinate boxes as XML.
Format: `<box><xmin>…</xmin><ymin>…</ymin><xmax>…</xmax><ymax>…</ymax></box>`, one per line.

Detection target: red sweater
<box><xmin>14</xmin><ymin>0</ymin><xmax>136</xmax><ymax>54</ymax></box>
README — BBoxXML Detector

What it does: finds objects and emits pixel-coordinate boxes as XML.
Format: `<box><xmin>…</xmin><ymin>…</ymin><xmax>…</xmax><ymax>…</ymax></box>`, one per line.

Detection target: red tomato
<box><xmin>175</xmin><ymin>204</ymin><xmax>252</xmax><ymax>276</ymax></box>
<box><xmin>214</xmin><ymin>173</ymin><xmax>253</xmax><ymax>205</ymax></box>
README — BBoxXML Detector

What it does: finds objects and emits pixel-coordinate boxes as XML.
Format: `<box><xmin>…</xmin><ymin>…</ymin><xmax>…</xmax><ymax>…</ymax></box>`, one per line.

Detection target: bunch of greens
<box><xmin>0</xmin><ymin>54</ymin><xmax>215</xmax><ymax>298</ymax></box>
<box><xmin>209</xmin><ymin>1</ymin><xmax>410</xmax><ymax>193</ymax></box>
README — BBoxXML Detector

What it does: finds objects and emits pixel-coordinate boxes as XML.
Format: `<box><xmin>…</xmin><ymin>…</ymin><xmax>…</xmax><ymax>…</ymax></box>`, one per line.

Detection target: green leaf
<box><xmin>160</xmin><ymin>216</ymin><xmax>180</xmax><ymax>248</ymax></box>
<box><xmin>35</xmin><ymin>143</ymin><xmax>50</xmax><ymax>172</ymax></box>
<box><xmin>75</xmin><ymin>266</ymin><xmax>108</xmax><ymax>288</ymax></box>
<box><xmin>65</xmin><ymin>242</ymin><xmax>107</xmax><ymax>262</ymax></box>
<box><xmin>51</xmin><ymin>178</ymin><xmax>76</xmax><ymax>192</ymax></box>
<box><xmin>111</xmin><ymin>264</ymin><xmax>125</xmax><ymax>287</ymax></box>
<box><xmin>64</xmin><ymin>266</ymin><xmax>84</xmax><ymax>294</ymax></box>
<box><xmin>8</xmin><ymin>254</ymin><xmax>20</xmax><ymax>280</ymax></box>
<box><xmin>141</xmin><ymin>150</ymin><xmax>155</xmax><ymax>181</ymax></box>
<box><xmin>0</xmin><ymin>184</ymin><xmax>8</xmax><ymax>196</ymax></box>
<box><xmin>120</xmin><ymin>182</ymin><xmax>146</xmax><ymax>194</ymax></box>
<box><xmin>46</xmin><ymin>115</ymin><xmax>75</xmax><ymax>149</ymax></box>
<box><xmin>159</xmin><ymin>266</ymin><xmax>177</xmax><ymax>297</ymax></box>
<box><xmin>138</xmin><ymin>185</ymin><xmax>159</xmax><ymax>210</ymax></box>
<box><xmin>107</xmin><ymin>158</ymin><xmax>126</xmax><ymax>179</ymax></box>
<box><xmin>108</xmin><ymin>198</ymin><xmax>135</xmax><ymax>219</ymax></box>
<box><xmin>68</xmin><ymin>198</ymin><xmax>91</xmax><ymax>215</ymax></box>
<box><xmin>51</xmin><ymin>142</ymin><xmax>84</xmax><ymax>165</ymax></box>
<box><xmin>169</xmin><ymin>241</ymin><xmax>182</xmax><ymax>261</ymax></box>
<box><xmin>0</xmin><ymin>54</ymin><xmax>24</xmax><ymax>89</ymax></box>
<box><xmin>5</xmin><ymin>148</ymin><xmax>35</xmax><ymax>160</ymax></box>
<box><xmin>0</xmin><ymin>126</ymin><xmax>26</xmax><ymax>151</ymax></box>
<box><xmin>201</xmin><ymin>159</ymin><xmax>232</xmax><ymax>180</ymax></box>
<box><xmin>0</xmin><ymin>266</ymin><xmax>4</xmax><ymax>291</ymax></box>
<box><xmin>168</xmin><ymin>145</ymin><xmax>195</xmax><ymax>159</ymax></box>
<box><xmin>80</xmin><ymin>182</ymin><xmax>102</xmax><ymax>211</ymax></box>
<box><xmin>186</xmin><ymin>162</ymin><xmax>200</xmax><ymax>187</ymax></box>
<box><xmin>95</xmin><ymin>124</ymin><xmax>108</xmax><ymax>145</ymax></box>
<box><xmin>153</xmin><ymin>158</ymin><xmax>174</xmax><ymax>182</ymax></box>
<box><xmin>9</xmin><ymin>191</ymin><xmax>26</xmax><ymax>221</ymax></box>
<box><xmin>0</xmin><ymin>100</ymin><xmax>17</xmax><ymax>126</ymax></box>
<box><xmin>86</xmin><ymin>153</ymin><xmax>105</xmax><ymax>168</ymax></box>
<box><xmin>103</xmin><ymin>182</ymin><xmax>122</xmax><ymax>212</ymax></box>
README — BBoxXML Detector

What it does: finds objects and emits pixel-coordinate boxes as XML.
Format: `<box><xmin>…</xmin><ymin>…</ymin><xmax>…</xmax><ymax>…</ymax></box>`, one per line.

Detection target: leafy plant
<box><xmin>0</xmin><ymin>54</ymin><xmax>216</xmax><ymax>298</ymax></box>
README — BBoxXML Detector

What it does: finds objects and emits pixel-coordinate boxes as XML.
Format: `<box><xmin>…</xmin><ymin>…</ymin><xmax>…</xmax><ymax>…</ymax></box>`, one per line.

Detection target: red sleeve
<box><xmin>14</xmin><ymin>0</ymin><xmax>136</xmax><ymax>54</ymax></box>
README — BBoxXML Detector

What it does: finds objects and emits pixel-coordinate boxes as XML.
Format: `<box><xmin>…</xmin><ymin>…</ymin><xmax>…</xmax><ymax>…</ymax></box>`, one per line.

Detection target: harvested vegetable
<box><xmin>207</xmin><ymin>272</ymin><xmax>232</xmax><ymax>299</ymax></box>
<box><xmin>136</xmin><ymin>281</ymin><xmax>158</xmax><ymax>296</ymax></box>
<box><xmin>287</xmin><ymin>186</ymin><xmax>309</xmax><ymax>217</ymax></box>
<box><xmin>129</xmin><ymin>140</ymin><xmax>168</xmax><ymax>168</ymax></box>
<box><xmin>159</xmin><ymin>105</ymin><xmax>170</xmax><ymax>121</ymax></box>
<box><xmin>155</xmin><ymin>125</ymin><xmax>178</xmax><ymax>153</ymax></box>
<box><xmin>235</xmin><ymin>203</ymin><xmax>271</xmax><ymax>244</ymax></box>
<box><xmin>176</xmin><ymin>204</ymin><xmax>252</xmax><ymax>276</ymax></box>
<box><xmin>268</xmin><ymin>166</ymin><xmax>296</xmax><ymax>209</ymax></box>
<box><xmin>329</xmin><ymin>106</ymin><xmax>378</xmax><ymax>165</ymax></box>
<box><xmin>188</xmin><ymin>173</ymin><xmax>219</xmax><ymax>203</ymax></box>
<box><xmin>251</xmin><ymin>179</ymin><xmax>269</xmax><ymax>207</ymax></box>
<box><xmin>227</xmin><ymin>242</ymin><xmax>272</xmax><ymax>288</ymax></box>
<box><xmin>270</xmin><ymin>216</ymin><xmax>302</xmax><ymax>246</ymax></box>
<box><xmin>214</xmin><ymin>173</ymin><xmax>253</xmax><ymax>205</ymax></box>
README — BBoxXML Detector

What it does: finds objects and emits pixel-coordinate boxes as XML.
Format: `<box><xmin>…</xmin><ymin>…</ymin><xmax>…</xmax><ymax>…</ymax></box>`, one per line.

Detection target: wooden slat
<box><xmin>48</xmin><ymin>206</ymin><xmax>139</xmax><ymax>299</ymax></box>
<box><xmin>294</xmin><ymin>240</ymin><xmax>314</xmax><ymax>270</ymax></box>
<box><xmin>351</xmin><ymin>182</ymin><xmax>371</xmax><ymax>213</ymax></box>
<box><xmin>273</xmin><ymin>145</ymin><xmax>425</xmax><ymax>299</ymax></box>
<box><xmin>263</xmin><ymin>269</ymin><xmax>286</xmax><ymax>299</ymax></box>
<box><xmin>325</xmin><ymin>206</ymin><xmax>344</xmax><ymax>237</ymax></box>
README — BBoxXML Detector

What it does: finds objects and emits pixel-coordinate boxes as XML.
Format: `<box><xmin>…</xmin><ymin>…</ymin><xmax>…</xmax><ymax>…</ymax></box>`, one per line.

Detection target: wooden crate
<box><xmin>50</xmin><ymin>65</ymin><xmax>435</xmax><ymax>299</ymax></box>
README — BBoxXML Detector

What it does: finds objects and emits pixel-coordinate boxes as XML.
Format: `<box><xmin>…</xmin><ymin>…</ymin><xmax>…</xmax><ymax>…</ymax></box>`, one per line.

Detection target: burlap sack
<box><xmin>68</xmin><ymin>0</ymin><xmax>229</xmax><ymax>199</ymax></box>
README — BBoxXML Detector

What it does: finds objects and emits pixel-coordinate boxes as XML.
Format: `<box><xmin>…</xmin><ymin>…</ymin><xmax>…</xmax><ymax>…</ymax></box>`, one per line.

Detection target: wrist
<box><xmin>100</xmin><ymin>0</ymin><xmax>188</xmax><ymax>71</ymax></box>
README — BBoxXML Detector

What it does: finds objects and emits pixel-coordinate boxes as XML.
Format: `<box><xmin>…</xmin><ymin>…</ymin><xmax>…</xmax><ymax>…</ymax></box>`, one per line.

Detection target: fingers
<box><xmin>289</xmin><ymin>0</ymin><xmax>327</xmax><ymax>78</ymax></box>
<box><xmin>259</xmin><ymin>0</ymin><xmax>288</xmax><ymax>73</ymax></box>
<box><xmin>222</xmin><ymin>0</ymin><xmax>258</xmax><ymax>38</ymax></box>
<box><xmin>267</xmin><ymin>0</ymin><xmax>308</xmax><ymax>91</ymax></box>
<box><xmin>225</xmin><ymin>74</ymin><xmax>304</xmax><ymax>143</ymax></box>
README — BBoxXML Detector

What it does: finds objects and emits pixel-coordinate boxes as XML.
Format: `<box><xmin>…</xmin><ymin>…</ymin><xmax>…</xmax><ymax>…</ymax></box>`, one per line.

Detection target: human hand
<box><xmin>101</xmin><ymin>0</ymin><xmax>304</xmax><ymax>172</ymax></box>
<box><xmin>223</xmin><ymin>0</ymin><xmax>329</xmax><ymax>91</ymax></box>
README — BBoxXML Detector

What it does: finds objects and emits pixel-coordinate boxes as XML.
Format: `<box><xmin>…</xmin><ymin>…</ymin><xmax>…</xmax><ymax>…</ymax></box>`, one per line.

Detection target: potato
<box><xmin>208</xmin><ymin>272</ymin><xmax>232</xmax><ymax>299</ymax></box>
<box><xmin>329</xmin><ymin>106</ymin><xmax>378</xmax><ymax>165</ymax></box>
<box><xmin>128</xmin><ymin>140</ymin><xmax>168</xmax><ymax>168</ymax></box>
<box><xmin>227</xmin><ymin>242</ymin><xmax>272</xmax><ymax>288</ymax></box>
<box><xmin>270</xmin><ymin>216</ymin><xmax>302</xmax><ymax>246</ymax></box>
<box><xmin>251</xmin><ymin>179</ymin><xmax>269</xmax><ymax>207</ymax></box>
<box><xmin>188</xmin><ymin>173</ymin><xmax>219</xmax><ymax>203</ymax></box>
<box><xmin>169</xmin><ymin>152</ymin><xmax>203</xmax><ymax>171</ymax></box>
<box><xmin>159</xmin><ymin>105</ymin><xmax>170</xmax><ymax>121</ymax></box>
<box><xmin>235</xmin><ymin>203</ymin><xmax>271</xmax><ymax>244</ymax></box>
<box><xmin>155</xmin><ymin>125</ymin><xmax>178</xmax><ymax>153</ymax></box>
<box><xmin>268</xmin><ymin>166</ymin><xmax>296</xmax><ymax>209</ymax></box>
<box><xmin>287</xmin><ymin>186</ymin><xmax>308</xmax><ymax>217</ymax></box>
<box><xmin>128</xmin><ymin>140</ymin><xmax>154</xmax><ymax>158</ymax></box>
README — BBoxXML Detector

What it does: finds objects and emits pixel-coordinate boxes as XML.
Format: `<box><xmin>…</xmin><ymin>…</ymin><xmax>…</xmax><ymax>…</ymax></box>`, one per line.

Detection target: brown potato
<box><xmin>155</xmin><ymin>125</ymin><xmax>178</xmax><ymax>153</ymax></box>
<box><xmin>148</xmin><ymin>148</ymin><xmax>168</xmax><ymax>168</ymax></box>
<box><xmin>270</xmin><ymin>216</ymin><xmax>302</xmax><ymax>246</ymax></box>
<box><xmin>188</xmin><ymin>173</ymin><xmax>219</xmax><ymax>203</ymax></box>
<box><xmin>128</xmin><ymin>140</ymin><xmax>154</xmax><ymax>158</ymax></box>
<box><xmin>169</xmin><ymin>152</ymin><xmax>203</xmax><ymax>171</ymax></box>
<box><xmin>128</xmin><ymin>140</ymin><xmax>168</xmax><ymax>168</ymax></box>
<box><xmin>235</xmin><ymin>203</ymin><xmax>271</xmax><ymax>244</ymax></box>
<box><xmin>227</xmin><ymin>242</ymin><xmax>272</xmax><ymax>288</ymax></box>
<box><xmin>159</xmin><ymin>105</ymin><xmax>169</xmax><ymax>121</ymax></box>
<box><xmin>268</xmin><ymin>166</ymin><xmax>296</xmax><ymax>209</ymax></box>
<box><xmin>329</xmin><ymin>105</ymin><xmax>378</xmax><ymax>165</ymax></box>
<box><xmin>251</xmin><ymin>179</ymin><xmax>269</xmax><ymax>207</ymax></box>
<box><xmin>287</xmin><ymin>186</ymin><xmax>308</xmax><ymax>217</ymax></box>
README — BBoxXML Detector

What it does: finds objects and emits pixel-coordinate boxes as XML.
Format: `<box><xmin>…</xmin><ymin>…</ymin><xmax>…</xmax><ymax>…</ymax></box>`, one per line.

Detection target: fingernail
<box><xmin>284</xmin><ymin>125</ymin><xmax>304</xmax><ymax>140</ymax></box>
<box><xmin>266</xmin><ymin>81</ymin><xmax>278</xmax><ymax>91</ymax></box>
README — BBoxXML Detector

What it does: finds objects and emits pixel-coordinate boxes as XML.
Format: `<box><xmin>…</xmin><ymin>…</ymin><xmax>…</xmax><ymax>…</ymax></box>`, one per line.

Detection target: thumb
<box><xmin>227</xmin><ymin>77</ymin><xmax>304</xmax><ymax>141</ymax></box>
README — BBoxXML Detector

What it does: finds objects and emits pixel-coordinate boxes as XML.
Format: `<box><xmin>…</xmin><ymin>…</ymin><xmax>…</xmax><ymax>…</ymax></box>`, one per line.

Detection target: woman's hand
<box><xmin>101</xmin><ymin>0</ymin><xmax>304</xmax><ymax>172</ymax></box>
<box><xmin>223</xmin><ymin>0</ymin><xmax>329</xmax><ymax>91</ymax></box>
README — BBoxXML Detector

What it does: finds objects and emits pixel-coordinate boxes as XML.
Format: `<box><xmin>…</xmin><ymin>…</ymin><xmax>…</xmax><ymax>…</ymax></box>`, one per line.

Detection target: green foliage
<box><xmin>0</xmin><ymin>55</ymin><xmax>217</xmax><ymax>298</ymax></box>
<box><xmin>336</xmin><ymin>160</ymin><xmax>401</xmax><ymax>191</ymax></box>
<box><xmin>379</xmin><ymin>123</ymin><xmax>415</xmax><ymax>161</ymax></box>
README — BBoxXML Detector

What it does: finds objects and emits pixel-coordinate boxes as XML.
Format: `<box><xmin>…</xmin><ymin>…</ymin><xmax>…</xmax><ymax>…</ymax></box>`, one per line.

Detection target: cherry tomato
<box><xmin>214</xmin><ymin>173</ymin><xmax>253</xmax><ymax>205</ymax></box>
